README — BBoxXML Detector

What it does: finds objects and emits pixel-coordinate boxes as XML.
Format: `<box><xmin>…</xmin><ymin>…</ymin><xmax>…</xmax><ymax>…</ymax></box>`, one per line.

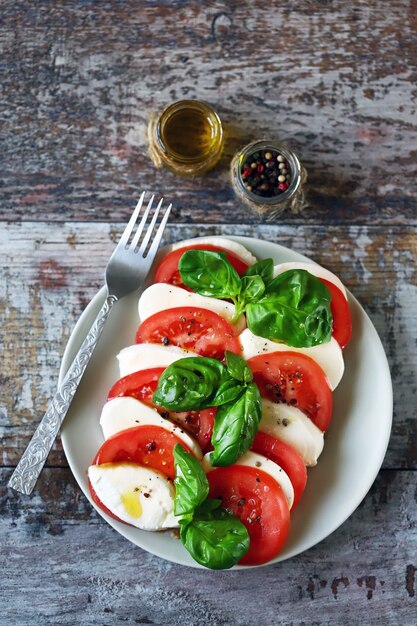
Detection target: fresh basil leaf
<box><xmin>153</xmin><ymin>357</ymin><xmax>229</xmax><ymax>411</ymax></box>
<box><xmin>243</xmin><ymin>258</ymin><xmax>274</xmax><ymax>284</ymax></box>
<box><xmin>180</xmin><ymin>506</ymin><xmax>250</xmax><ymax>570</ymax></box>
<box><xmin>194</xmin><ymin>498</ymin><xmax>222</xmax><ymax>515</ymax></box>
<box><xmin>246</xmin><ymin>269</ymin><xmax>332</xmax><ymax>348</ymax></box>
<box><xmin>240</xmin><ymin>275</ymin><xmax>265</xmax><ymax>304</ymax></box>
<box><xmin>179</xmin><ymin>250</ymin><xmax>242</xmax><ymax>299</ymax></box>
<box><xmin>225</xmin><ymin>351</ymin><xmax>253</xmax><ymax>384</ymax></box>
<box><xmin>173</xmin><ymin>445</ymin><xmax>209</xmax><ymax>517</ymax></box>
<box><xmin>211</xmin><ymin>378</ymin><xmax>244</xmax><ymax>406</ymax></box>
<box><xmin>211</xmin><ymin>383</ymin><xmax>262</xmax><ymax>466</ymax></box>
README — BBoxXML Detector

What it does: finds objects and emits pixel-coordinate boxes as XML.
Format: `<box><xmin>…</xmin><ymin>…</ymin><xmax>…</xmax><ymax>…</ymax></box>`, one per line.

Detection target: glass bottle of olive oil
<box><xmin>149</xmin><ymin>100</ymin><xmax>224</xmax><ymax>176</ymax></box>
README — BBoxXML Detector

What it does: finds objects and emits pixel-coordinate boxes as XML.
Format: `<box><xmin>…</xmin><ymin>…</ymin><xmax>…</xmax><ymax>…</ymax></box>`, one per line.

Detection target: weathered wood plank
<box><xmin>1</xmin><ymin>222</ymin><xmax>416</xmax><ymax>471</ymax></box>
<box><xmin>2</xmin><ymin>468</ymin><xmax>417</xmax><ymax>626</ymax></box>
<box><xmin>1</xmin><ymin>2</ymin><xmax>416</xmax><ymax>224</ymax></box>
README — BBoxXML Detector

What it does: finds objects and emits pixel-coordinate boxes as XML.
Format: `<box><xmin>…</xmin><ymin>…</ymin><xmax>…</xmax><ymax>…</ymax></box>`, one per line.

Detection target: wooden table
<box><xmin>2</xmin><ymin>2</ymin><xmax>416</xmax><ymax>624</ymax></box>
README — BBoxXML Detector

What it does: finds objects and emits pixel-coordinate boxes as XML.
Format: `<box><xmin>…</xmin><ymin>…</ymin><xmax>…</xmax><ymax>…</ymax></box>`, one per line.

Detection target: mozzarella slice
<box><xmin>88</xmin><ymin>463</ymin><xmax>178</xmax><ymax>530</ymax></box>
<box><xmin>138</xmin><ymin>283</ymin><xmax>246</xmax><ymax>334</ymax></box>
<box><xmin>239</xmin><ymin>328</ymin><xmax>344</xmax><ymax>390</ymax></box>
<box><xmin>117</xmin><ymin>343</ymin><xmax>194</xmax><ymax>378</ymax></box>
<box><xmin>170</xmin><ymin>237</ymin><xmax>258</xmax><ymax>266</ymax></box>
<box><xmin>202</xmin><ymin>450</ymin><xmax>294</xmax><ymax>510</ymax></box>
<box><xmin>100</xmin><ymin>396</ymin><xmax>203</xmax><ymax>460</ymax></box>
<box><xmin>259</xmin><ymin>399</ymin><xmax>324</xmax><ymax>466</ymax></box>
<box><xmin>272</xmin><ymin>262</ymin><xmax>347</xmax><ymax>299</ymax></box>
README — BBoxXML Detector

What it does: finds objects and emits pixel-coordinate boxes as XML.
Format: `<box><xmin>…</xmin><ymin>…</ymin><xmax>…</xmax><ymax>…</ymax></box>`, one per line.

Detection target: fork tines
<box><xmin>120</xmin><ymin>192</ymin><xmax>172</xmax><ymax>257</ymax></box>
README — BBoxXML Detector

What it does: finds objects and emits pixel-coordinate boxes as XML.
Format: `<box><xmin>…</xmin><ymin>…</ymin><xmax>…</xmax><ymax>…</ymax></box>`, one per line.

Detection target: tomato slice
<box><xmin>154</xmin><ymin>244</ymin><xmax>250</xmax><ymax>289</ymax></box>
<box><xmin>92</xmin><ymin>424</ymin><xmax>196</xmax><ymax>480</ymax></box>
<box><xmin>251</xmin><ymin>431</ymin><xmax>307</xmax><ymax>509</ymax></box>
<box><xmin>207</xmin><ymin>465</ymin><xmax>290</xmax><ymax>566</ymax></box>
<box><xmin>89</xmin><ymin>424</ymin><xmax>196</xmax><ymax>523</ymax></box>
<box><xmin>320</xmin><ymin>278</ymin><xmax>352</xmax><ymax>349</ymax></box>
<box><xmin>108</xmin><ymin>367</ymin><xmax>215</xmax><ymax>453</ymax></box>
<box><xmin>248</xmin><ymin>351</ymin><xmax>332</xmax><ymax>431</ymax></box>
<box><xmin>164</xmin><ymin>407</ymin><xmax>215</xmax><ymax>454</ymax></box>
<box><xmin>108</xmin><ymin>367</ymin><xmax>164</xmax><ymax>403</ymax></box>
<box><xmin>135</xmin><ymin>307</ymin><xmax>241</xmax><ymax>360</ymax></box>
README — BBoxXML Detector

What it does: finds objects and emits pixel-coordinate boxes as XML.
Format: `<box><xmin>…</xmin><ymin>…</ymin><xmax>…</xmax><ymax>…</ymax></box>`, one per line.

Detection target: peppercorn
<box><xmin>240</xmin><ymin>148</ymin><xmax>292</xmax><ymax>198</ymax></box>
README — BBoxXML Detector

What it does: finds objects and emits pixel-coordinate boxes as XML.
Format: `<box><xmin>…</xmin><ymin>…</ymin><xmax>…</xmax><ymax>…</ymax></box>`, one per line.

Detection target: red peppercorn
<box><xmin>278</xmin><ymin>182</ymin><xmax>288</xmax><ymax>191</ymax></box>
<box><xmin>257</xmin><ymin>164</ymin><xmax>264</xmax><ymax>174</ymax></box>
<box><xmin>243</xmin><ymin>167</ymin><xmax>252</xmax><ymax>178</ymax></box>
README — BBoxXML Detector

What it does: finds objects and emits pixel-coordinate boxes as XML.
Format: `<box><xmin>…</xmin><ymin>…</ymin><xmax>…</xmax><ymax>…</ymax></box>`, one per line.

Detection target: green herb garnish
<box><xmin>173</xmin><ymin>445</ymin><xmax>249</xmax><ymax>569</ymax></box>
<box><xmin>179</xmin><ymin>251</ymin><xmax>332</xmax><ymax>347</ymax></box>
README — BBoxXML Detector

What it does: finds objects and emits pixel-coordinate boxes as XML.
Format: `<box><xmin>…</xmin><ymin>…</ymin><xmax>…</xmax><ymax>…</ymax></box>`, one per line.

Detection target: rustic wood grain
<box><xmin>1</xmin><ymin>1</ymin><xmax>416</xmax><ymax>225</ymax></box>
<box><xmin>2</xmin><ymin>468</ymin><xmax>417</xmax><ymax>626</ymax></box>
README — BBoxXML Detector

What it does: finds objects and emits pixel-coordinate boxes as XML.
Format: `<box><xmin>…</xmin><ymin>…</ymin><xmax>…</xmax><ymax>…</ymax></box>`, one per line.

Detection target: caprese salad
<box><xmin>87</xmin><ymin>237</ymin><xmax>352</xmax><ymax>569</ymax></box>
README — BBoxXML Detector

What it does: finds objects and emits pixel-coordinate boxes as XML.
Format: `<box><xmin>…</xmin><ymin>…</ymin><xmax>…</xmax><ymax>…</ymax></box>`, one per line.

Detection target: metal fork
<box><xmin>8</xmin><ymin>192</ymin><xmax>171</xmax><ymax>495</ymax></box>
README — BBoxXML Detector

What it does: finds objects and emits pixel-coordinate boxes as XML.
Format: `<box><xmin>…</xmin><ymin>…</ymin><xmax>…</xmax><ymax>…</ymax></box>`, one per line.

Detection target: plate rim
<box><xmin>60</xmin><ymin>234</ymin><xmax>393</xmax><ymax>569</ymax></box>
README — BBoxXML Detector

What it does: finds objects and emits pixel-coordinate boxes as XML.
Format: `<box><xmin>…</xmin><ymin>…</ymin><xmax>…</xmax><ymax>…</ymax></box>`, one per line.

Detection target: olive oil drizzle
<box><xmin>122</xmin><ymin>489</ymin><xmax>143</xmax><ymax>518</ymax></box>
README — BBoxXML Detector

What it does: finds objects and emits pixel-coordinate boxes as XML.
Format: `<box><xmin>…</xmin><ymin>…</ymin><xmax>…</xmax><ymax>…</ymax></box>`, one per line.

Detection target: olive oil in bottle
<box><xmin>149</xmin><ymin>100</ymin><xmax>224</xmax><ymax>176</ymax></box>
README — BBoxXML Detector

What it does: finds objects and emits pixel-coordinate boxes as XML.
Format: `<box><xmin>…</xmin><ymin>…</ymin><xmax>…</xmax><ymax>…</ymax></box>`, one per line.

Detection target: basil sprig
<box><xmin>178</xmin><ymin>249</ymin><xmax>242</xmax><ymax>299</ymax></box>
<box><xmin>152</xmin><ymin>357</ymin><xmax>229</xmax><ymax>411</ymax></box>
<box><xmin>246</xmin><ymin>270</ymin><xmax>332</xmax><ymax>347</ymax></box>
<box><xmin>153</xmin><ymin>352</ymin><xmax>262</xmax><ymax>466</ymax></box>
<box><xmin>243</xmin><ymin>258</ymin><xmax>274</xmax><ymax>283</ymax></box>
<box><xmin>173</xmin><ymin>444</ymin><xmax>209</xmax><ymax>519</ymax></box>
<box><xmin>211</xmin><ymin>351</ymin><xmax>262</xmax><ymax>466</ymax></box>
<box><xmin>179</xmin><ymin>250</ymin><xmax>332</xmax><ymax>347</ymax></box>
<box><xmin>224</xmin><ymin>350</ymin><xmax>253</xmax><ymax>384</ymax></box>
<box><xmin>211</xmin><ymin>382</ymin><xmax>262</xmax><ymax>467</ymax></box>
<box><xmin>173</xmin><ymin>445</ymin><xmax>249</xmax><ymax>569</ymax></box>
<box><xmin>179</xmin><ymin>251</ymin><xmax>272</xmax><ymax>321</ymax></box>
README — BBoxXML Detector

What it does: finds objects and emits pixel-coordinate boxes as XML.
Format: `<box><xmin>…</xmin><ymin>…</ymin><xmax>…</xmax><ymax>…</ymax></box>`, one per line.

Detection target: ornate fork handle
<box><xmin>8</xmin><ymin>294</ymin><xmax>118</xmax><ymax>495</ymax></box>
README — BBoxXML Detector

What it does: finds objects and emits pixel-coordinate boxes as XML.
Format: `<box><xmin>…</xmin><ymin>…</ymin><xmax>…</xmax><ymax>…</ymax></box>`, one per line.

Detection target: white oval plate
<box><xmin>60</xmin><ymin>236</ymin><xmax>393</xmax><ymax>569</ymax></box>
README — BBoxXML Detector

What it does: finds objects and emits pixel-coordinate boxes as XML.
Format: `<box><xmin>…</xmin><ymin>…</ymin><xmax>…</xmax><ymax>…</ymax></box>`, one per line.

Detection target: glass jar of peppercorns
<box><xmin>231</xmin><ymin>140</ymin><xmax>307</xmax><ymax>219</ymax></box>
